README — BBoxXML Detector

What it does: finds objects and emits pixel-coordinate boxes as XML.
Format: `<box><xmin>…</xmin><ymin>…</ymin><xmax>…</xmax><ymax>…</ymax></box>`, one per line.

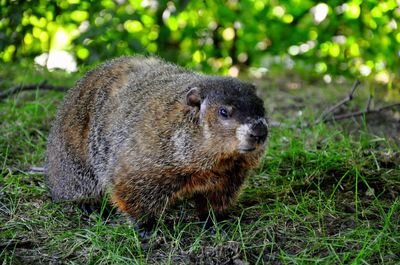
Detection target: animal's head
<box><xmin>186</xmin><ymin>77</ymin><xmax>268</xmax><ymax>155</ymax></box>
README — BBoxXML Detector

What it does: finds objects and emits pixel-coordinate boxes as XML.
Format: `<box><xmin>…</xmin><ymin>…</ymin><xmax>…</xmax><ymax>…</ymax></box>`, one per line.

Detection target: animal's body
<box><xmin>46</xmin><ymin>56</ymin><xmax>268</xmax><ymax>227</ymax></box>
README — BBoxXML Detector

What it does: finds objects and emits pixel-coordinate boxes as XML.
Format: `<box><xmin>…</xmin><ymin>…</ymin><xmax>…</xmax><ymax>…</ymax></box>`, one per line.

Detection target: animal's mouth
<box><xmin>238</xmin><ymin>147</ymin><xmax>256</xmax><ymax>153</ymax></box>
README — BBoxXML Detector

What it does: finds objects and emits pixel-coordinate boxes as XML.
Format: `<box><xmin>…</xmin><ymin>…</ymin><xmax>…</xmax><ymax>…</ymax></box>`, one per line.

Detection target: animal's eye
<box><xmin>219</xmin><ymin>107</ymin><xmax>229</xmax><ymax>118</ymax></box>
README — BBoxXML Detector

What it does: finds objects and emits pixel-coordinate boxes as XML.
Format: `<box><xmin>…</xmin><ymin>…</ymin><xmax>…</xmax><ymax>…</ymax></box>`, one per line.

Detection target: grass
<box><xmin>1</xmin><ymin>63</ymin><xmax>399</xmax><ymax>264</ymax></box>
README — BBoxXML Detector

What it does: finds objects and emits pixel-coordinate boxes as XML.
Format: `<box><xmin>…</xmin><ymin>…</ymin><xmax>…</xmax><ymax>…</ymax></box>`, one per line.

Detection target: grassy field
<box><xmin>0</xmin><ymin>63</ymin><xmax>399</xmax><ymax>264</ymax></box>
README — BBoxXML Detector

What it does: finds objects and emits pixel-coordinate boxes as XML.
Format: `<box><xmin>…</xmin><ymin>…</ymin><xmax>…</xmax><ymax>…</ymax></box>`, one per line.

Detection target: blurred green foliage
<box><xmin>1</xmin><ymin>0</ymin><xmax>399</xmax><ymax>82</ymax></box>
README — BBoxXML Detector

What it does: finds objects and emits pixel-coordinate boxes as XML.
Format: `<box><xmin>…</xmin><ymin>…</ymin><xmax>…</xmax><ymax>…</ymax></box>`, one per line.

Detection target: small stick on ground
<box><xmin>28</xmin><ymin>166</ymin><xmax>45</xmax><ymax>174</ymax></box>
<box><xmin>271</xmin><ymin>80</ymin><xmax>399</xmax><ymax>128</ymax></box>
<box><xmin>0</xmin><ymin>80</ymin><xmax>69</xmax><ymax>101</ymax></box>
<box><xmin>315</xmin><ymin>79</ymin><xmax>361</xmax><ymax>123</ymax></box>
<box><xmin>324</xmin><ymin>102</ymin><xmax>400</xmax><ymax>122</ymax></box>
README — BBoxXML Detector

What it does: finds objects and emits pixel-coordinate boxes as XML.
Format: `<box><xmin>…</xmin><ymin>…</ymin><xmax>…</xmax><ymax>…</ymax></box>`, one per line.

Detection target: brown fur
<box><xmin>46</xmin><ymin>55</ymin><xmax>268</xmax><ymax>223</ymax></box>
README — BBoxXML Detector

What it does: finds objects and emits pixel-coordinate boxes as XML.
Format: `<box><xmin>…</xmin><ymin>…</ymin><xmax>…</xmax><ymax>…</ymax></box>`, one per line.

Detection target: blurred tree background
<box><xmin>1</xmin><ymin>0</ymin><xmax>399</xmax><ymax>85</ymax></box>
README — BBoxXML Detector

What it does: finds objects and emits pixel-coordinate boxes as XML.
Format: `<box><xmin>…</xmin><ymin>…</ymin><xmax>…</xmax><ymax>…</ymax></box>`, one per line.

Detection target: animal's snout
<box><xmin>249</xmin><ymin>120</ymin><xmax>268</xmax><ymax>144</ymax></box>
<box><xmin>236</xmin><ymin>118</ymin><xmax>268</xmax><ymax>153</ymax></box>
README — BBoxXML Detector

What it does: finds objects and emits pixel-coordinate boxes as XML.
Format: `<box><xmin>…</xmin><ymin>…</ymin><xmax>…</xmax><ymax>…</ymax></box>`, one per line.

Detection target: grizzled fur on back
<box><xmin>46</xmin><ymin>56</ymin><xmax>268</xmax><ymax>223</ymax></box>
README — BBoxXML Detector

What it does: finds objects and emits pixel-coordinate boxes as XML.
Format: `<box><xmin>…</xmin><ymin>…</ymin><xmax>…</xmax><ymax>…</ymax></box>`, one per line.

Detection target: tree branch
<box><xmin>0</xmin><ymin>80</ymin><xmax>69</xmax><ymax>101</ymax></box>
<box><xmin>324</xmin><ymin>102</ymin><xmax>400</xmax><ymax>122</ymax></box>
<box><xmin>271</xmin><ymin>80</ymin><xmax>399</xmax><ymax>129</ymax></box>
<box><xmin>315</xmin><ymin>79</ymin><xmax>361</xmax><ymax>123</ymax></box>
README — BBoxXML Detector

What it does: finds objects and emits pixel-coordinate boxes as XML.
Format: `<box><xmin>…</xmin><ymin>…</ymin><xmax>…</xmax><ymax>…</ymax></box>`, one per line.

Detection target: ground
<box><xmin>0</xmin><ymin>63</ymin><xmax>399</xmax><ymax>264</ymax></box>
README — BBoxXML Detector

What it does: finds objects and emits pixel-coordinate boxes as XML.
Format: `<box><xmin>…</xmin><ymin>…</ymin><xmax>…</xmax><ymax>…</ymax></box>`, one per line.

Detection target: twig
<box><xmin>324</xmin><ymin>102</ymin><xmax>400</xmax><ymax>122</ymax></box>
<box><xmin>0</xmin><ymin>80</ymin><xmax>69</xmax><ymax>101</ymax></box>
<box><xmin>271</xmin><ymin>79</ymin><xmax>399</xmax><ymax>129</ymax></box>
<box><xmin>28</xmin><ymin>166</ymin><xmax>45</xmax><ymax>174</ymax></box>
<box><xmin>315</xmin><ymin>79</ymin><xmax>361</xmax><ymax>123</ymax></box>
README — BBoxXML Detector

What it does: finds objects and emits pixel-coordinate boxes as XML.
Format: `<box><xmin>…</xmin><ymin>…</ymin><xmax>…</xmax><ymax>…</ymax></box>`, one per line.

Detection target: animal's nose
<box><xmin>250</xmin><ymin>120</ymin><xmax>268</xmax><ymax>143</ymax></box>
<box><xmin>249</xmin><ymin>132</ymin><xmax>267</xmax><ymax>144</ymax></box>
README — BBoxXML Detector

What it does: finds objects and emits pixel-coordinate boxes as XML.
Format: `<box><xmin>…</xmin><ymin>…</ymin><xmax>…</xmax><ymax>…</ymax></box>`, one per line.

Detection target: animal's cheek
<box><xmin>200</xmin><ymin>123</ymin><xmax>238</xmax><ymax>153</ymax></box>
<box><xmin>235</xmin><ymin>123</ymin><xmax>252</xmax><ymax>145</ymax></box>
<box><xmin>219</xmin><ymin>129</ymin><xmax>242</xmax><ymax>153</ymax></box>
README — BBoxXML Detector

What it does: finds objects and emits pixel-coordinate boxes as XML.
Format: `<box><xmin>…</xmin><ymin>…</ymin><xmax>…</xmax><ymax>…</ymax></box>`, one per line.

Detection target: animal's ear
<box><xmin>186</xmin><ymin>87</ymin><xmax>201</xmax><ymax>108</ymax></box>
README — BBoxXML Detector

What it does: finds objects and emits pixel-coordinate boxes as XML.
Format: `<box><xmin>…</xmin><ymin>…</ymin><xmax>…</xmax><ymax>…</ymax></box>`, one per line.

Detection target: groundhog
<box><xmin>46</xmin><ymin>56</ymin><xmax>268</xmax><ymax>230</ymax></box>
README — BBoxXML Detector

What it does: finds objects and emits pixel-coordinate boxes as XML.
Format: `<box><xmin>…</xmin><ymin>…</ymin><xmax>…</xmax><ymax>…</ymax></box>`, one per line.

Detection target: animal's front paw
<box><xmin>130</xmin><ymin>216</ymin><xmax>156</xmax><ymax>239</ymax></box>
